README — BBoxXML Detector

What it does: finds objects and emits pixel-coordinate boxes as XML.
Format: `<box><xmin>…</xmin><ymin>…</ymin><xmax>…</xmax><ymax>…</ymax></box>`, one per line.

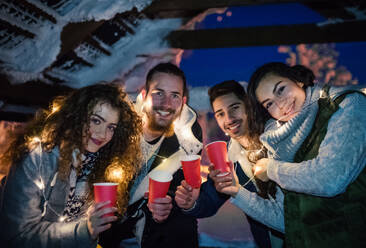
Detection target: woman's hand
<box><xmin>87</xmin><ymin>201</ymin><xmax>118</xmax><ymax>240</ymax></box>
<box><xmin>255</xmin><ymin>158</ymin><xmax>269</xmax><ymax>182</ymax></box>
<box><xmin>209</xmin><ymin>162</ymin><xmax>239</xmax><ymax>197</ymax></box>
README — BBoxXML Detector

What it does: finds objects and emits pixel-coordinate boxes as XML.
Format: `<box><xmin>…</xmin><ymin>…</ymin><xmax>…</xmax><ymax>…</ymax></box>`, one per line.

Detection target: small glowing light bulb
<box><xmin>52</xmin><ymin>105</ymin><xmax>60</xmax><ymax>113</ymax></box>
<box><xmin>58</xmin><ymin>216</ymin><xmax>66</xmax><ymax>222</ymax></box>
<box><xmin>34</xmin><ymin>179</ymin><xmax>44</xmax><ymax>190</ymax></box>
<box><xmin>111</xmin><ymin>168</ymin><xmax>123</xmax><ymax>179</ymax></box>
<box><xmin>31</xmin><ymin>136</ymin><xmax>41</xmax><ymax>144</ymax></box>
<box><xmin>319</xmin><ymin>89</ymin><xmax>324</xmax><ymax>98</ymax></box>
<box><xmin>106</xmin><ymin>166</ymin><xmax>124</xmax><ymax>182</ymax></box>
<box><xmin>253</xmin><ymin>166</ymin><xmax>261</xmax><ymax>175</ymax></box>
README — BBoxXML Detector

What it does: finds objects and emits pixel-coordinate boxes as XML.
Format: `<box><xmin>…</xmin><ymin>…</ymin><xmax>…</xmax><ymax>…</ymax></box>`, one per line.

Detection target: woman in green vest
<box><xmin>245</xmin><ymin>62</ymin><xmax>366</xmax><ymax>247</ymax></box>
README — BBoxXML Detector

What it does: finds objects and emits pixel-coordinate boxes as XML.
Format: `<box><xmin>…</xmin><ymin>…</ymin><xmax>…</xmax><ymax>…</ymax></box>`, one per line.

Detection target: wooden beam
<box><xmin>144</xmin><ymin>0</ymin><xmax>330</xmax><ymax>12</ymax></box>
<box><xmin>58</xmin><ymin>20</ymin><xmax>106</xmax><ymax>59</ymax></box>
<box><xmin>0</xmin><ymin>111</ymin><xmax>33</xmax><ymax>122</ymax></box>
<box><xmin>304</xmin><ymin>1</ymin><xmax>362</xmax><ymax>20</ymax></box>
<box><xmin>0</xmin><ymin>76</ymin><xmax>73</xmax><ymax>107</ymax></box>
<box><xmin>84</xmin><ymin>37</ymin><xmax>111</xmax><ymax>56</ymax></box>
<box><xmin>0</xmin><ymin>19</ymin><xmax>35</xmax><ymax>39</ymax></box>
<box><xmin>167</xmin><ymin>20</ymin><xmax>366</xmax><ymax>49</ymax></box>
<box><xmin>13</xmin><ymin>0</ymin><xmax>57</xmax><ymax>24</ymax></box>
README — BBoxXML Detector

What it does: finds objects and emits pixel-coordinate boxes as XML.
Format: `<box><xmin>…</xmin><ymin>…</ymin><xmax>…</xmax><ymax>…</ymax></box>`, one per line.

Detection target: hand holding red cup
<box><xmin>205</xmin><ymin>141</ymin><xmax>230</xmax><ymax>176</ymax></box>
<box><xmin>93</xmin><ymin>182</ymin><xmax>118</xmax><ymax>217</ymax></box>
<box><xmin>148</xmin><ymin>170</ymin><xmax>173</xmax><ymax>204</ymax></box>
<box><xmin>181</xmin><ymin>155</ymin><xmax>202</xmax><ymax>188</ymax></box>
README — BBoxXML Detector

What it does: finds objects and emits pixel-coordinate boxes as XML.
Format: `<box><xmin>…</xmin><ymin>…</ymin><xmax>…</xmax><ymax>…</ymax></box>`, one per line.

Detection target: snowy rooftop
<box><xmin>0</xmin><ymin>0</ymin><xmax>364</xmax><ymax>121</ymax></box>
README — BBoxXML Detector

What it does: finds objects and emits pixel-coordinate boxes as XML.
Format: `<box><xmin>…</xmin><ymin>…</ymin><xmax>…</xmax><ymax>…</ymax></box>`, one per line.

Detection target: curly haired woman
<box><xmin>0</xmin><ymin>83</ymin><xmax>142</xmax><ymax>248</ymax></box>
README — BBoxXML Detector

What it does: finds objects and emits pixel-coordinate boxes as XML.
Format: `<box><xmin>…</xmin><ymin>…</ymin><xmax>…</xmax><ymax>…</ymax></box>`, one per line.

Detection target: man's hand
<box><xmin>147</xmin><ymin>195</ymin><xmax>173</xmax><ymax>223</ymax></box>
<box><xmin>87</xmin><ymin>201</ymin><xmax>118</xmax><ymax>240</ymax></box>
<box><xmin>254</xmin><ymin>158</ymin><xmax>269</xmax><ymax>182</ymax></box>
<box><xmin>175</xmin><ymin>180</ymin><xmax>200</xmax><ymax>210</ymax></box>
<box><xmin>209</xmin><ymin>162</ymin><xmax>239</xmax><ymax>197</ymax></box>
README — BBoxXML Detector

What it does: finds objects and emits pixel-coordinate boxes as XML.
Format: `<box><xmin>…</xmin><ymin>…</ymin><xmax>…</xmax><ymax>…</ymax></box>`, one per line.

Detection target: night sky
<box><xmin>180</xmin><ymin>3</ymin><xmax>366</xmax><ymax>87</ymax></box>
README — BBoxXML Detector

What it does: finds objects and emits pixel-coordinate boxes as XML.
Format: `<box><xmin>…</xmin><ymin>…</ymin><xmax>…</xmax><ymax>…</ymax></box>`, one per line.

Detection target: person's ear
<box><xmin>141</xmin><ymin>89</ymin><xmax>147</xmax><ymax>100</ymax></box>
<box><xmin>297</xmin><ymin>82</ymin><xmax>304</xmax><ymax>88</ymax></box>
<box><xmin>182</xmin><ymin>96</ymin><xmax>187</xmax><ymax>105</ymax></box>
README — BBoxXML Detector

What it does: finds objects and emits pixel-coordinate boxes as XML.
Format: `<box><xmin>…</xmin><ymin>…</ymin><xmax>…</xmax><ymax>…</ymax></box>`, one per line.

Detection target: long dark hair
<box><xmin>247</xmin><ymin>62</ymin><xmax>315</xmax><ymax>139</ymax></box>
<box><xmin>1</xmin><ymin>83</ymin><xmax>142</xmax><ymax>214</ymax></box>
<box><xmin>245</xmin><ymin>63</ymin><xmax>315</xmax><ymax>198</ymax></box>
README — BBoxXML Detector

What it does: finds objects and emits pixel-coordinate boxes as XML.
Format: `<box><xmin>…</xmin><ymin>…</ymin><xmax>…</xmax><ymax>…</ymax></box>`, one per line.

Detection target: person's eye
<box><xmin>91</xmin><ymin>117</ymin><xmax>101</xmax><ymax>125</ymax></box>
<box><xmin>215</xmin><ymin>112</ymin><xmax>224</xmax><ymax>118</ymax></box>
<box><xmin>278</xmin><ymin>86</ymin><xmax>285</xmax><ymax>95</ymax></box>
<box><xmin>172</xmin><ymin>94</ymin><xmax>180</xmax><ymax>99</ymax></box>
<box><xmin>156</xmin><ymin>91</ymin><xmax>163</xmax><ymax>96</ymax></box>
<box><xmin>265</xmin><ymin>102</ymin><xmax>273</xmax><ymax>109</ymax></box>
<box><xmin>108</xmin><ymin>126</ymin><xmax>116</xmax><ymax>132</ymax></box>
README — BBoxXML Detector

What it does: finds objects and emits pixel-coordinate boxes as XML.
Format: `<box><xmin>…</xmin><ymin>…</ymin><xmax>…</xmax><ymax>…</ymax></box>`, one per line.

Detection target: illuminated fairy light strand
<box><xmin>29</xmin><ymin>137</ymin><xmax>71</xmax><ymax>222</ymax></box>
<box><xmin>241</xmin><ymin>174</ymin><xmax>256</xmax><ymax>188</ymax></box>
<box><xmin>240</xmin><ymin>166</ymin><xmax>261</xmax><ymax>188</ymax></box>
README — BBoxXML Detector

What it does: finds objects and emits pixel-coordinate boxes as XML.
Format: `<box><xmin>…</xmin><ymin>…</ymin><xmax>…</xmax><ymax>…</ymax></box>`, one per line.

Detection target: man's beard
<box><xmin>144</xmin><ymin>106</ymin><xmax>180</xmax><ymax>137</ymax></box>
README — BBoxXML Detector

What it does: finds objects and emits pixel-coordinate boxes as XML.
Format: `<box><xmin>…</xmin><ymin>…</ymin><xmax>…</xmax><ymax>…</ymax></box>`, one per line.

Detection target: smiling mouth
<box><xmin>91</xmin><ymin>137</ymin><xmax>103</xmax><ymax>146</ymax></box>
<box><xmin>225</xmin><ymin>121</ymin><xmax>241</xmax><ymax>132</ymax></box>
<box><xmin>156</xmin><ymin>109</ymin><xmax>174</xmax><ymax>118</ymax></box>
<box><xmin>227</xmin><ymin>124</ymin><xmax>240</xmax><ymax>130</ymax></box>
<box><xmin>284</xmin><ymin>101</ymin><xmax>295</xmax><ymax>116</ymax></box>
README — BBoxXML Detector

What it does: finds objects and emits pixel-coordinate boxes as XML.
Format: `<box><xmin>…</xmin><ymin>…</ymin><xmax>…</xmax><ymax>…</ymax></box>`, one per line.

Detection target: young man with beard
<box><xmin>100</xmin><ymin>63</ymin><xmax>202</xmax><ymax>248</ymax></box>
<box><xmin>175</xmin><ymin>80</ymin><xmax>280</xmax><ymax>248</ymax></box>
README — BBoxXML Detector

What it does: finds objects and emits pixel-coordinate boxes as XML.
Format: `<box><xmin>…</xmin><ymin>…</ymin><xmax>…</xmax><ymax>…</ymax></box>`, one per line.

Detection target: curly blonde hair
<box><xmin>2</xmin><ymin>83</ymin><xmax>142</xmax><ymax>214</ymax></box>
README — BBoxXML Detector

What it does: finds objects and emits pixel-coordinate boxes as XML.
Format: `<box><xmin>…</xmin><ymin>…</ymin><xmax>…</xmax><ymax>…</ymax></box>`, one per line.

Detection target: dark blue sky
<box><xmin>180</xmin><ymin>3</ymin><xmax>366</xmax><ymax>86</ymax></box>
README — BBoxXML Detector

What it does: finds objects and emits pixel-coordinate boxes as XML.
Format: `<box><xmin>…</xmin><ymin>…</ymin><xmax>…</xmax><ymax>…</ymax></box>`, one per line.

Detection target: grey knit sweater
<box><xmin>230</xmin><ymin>85</ymin><xmax>366</xmax><ymax>232</ymax></box>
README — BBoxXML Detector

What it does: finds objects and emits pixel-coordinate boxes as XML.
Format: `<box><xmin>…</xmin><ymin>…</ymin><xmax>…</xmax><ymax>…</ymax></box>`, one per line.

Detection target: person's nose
<box><xmin>160</xmin><ymin>95</ymin><xmax>172</xmax><ymax>108</ymax></box>
<box><xmin>95</xmin><ymin>126</ymin><xmax>107</xmax><ymax>140</ymax></box>
<box><xmin>275</xmin><ymin>97</ymin><xmax>286</xmax><ymax>110</ymax></box>
<box><xmin>225</xmin><ymin>111</ymin><xmax>235</xmax><ymax>124</ymax></box>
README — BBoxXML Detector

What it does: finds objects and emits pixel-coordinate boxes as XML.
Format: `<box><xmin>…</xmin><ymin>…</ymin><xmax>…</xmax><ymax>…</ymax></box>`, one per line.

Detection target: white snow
<box><xmin>0</xmin><ymin>1</ymin><xmax>224</xmax><ymax>112</ymax></box>
<box><xmin>0</xmin><ymin>0</ymin><xmax>153</xmax><ymax>84</ymax></box>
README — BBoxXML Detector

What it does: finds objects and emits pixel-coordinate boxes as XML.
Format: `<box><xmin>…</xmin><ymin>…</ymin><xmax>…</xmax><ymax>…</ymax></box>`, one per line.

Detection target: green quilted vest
<box><xmin>284</xmin><ymin>85</ymin><xmax>366</xmax><ymax>248</ymax></box>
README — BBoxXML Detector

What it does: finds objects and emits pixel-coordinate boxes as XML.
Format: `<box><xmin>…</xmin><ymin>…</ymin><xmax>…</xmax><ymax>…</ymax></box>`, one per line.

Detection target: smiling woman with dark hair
<box><xmin>242</xmin><ymin>62</ymin><xmax>366</xmax><ymax>247</ymax></box>
<box><xmin>0</xmin><ymin>83</ymin><xmax>142</xmax><ymax>248</ymax></box>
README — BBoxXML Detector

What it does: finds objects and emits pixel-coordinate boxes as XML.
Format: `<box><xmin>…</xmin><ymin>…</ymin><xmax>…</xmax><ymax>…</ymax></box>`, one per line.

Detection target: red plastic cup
<box><xmin>181</xmin><ymin>155</ymin><xmax>202</xmax><ymax>188</ymax></box>
<box><xmin>205</xmin><ymin>141</ymin><xmax>230</xmax><ymax>176</ymax></box>
<box><xmin>93</xmin><ymin>182</ymin><xmax>118</xmax><ymax>217</ymax></box>
<box><xmin>148</xmin><ymin>170</ymin><xmax>172</xmax><ymax>204</ymax></box>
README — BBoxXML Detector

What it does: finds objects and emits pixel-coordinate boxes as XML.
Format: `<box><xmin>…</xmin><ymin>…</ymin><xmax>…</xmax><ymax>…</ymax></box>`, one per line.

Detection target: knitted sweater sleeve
<box><xmin>267</xmin><ymin>93</ymin><xmax>366</xmax><ymax>197</ymax></box>
<box><xmin>230</xmin><ymin>185</ymin><xmax>285</xmax><ymax>233</ymax></box>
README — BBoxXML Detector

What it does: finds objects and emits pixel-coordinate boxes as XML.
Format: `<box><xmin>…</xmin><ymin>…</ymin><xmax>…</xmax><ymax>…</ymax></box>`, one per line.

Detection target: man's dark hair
<box><xmin>145</xmin><ymin>63</ymin><xmax>188</xmax><ymax>97</ymax></box>
<box><xmin>208</xmin><ymin>80</ymin><xmax>247</xmax><ymax>107</ymax></box>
